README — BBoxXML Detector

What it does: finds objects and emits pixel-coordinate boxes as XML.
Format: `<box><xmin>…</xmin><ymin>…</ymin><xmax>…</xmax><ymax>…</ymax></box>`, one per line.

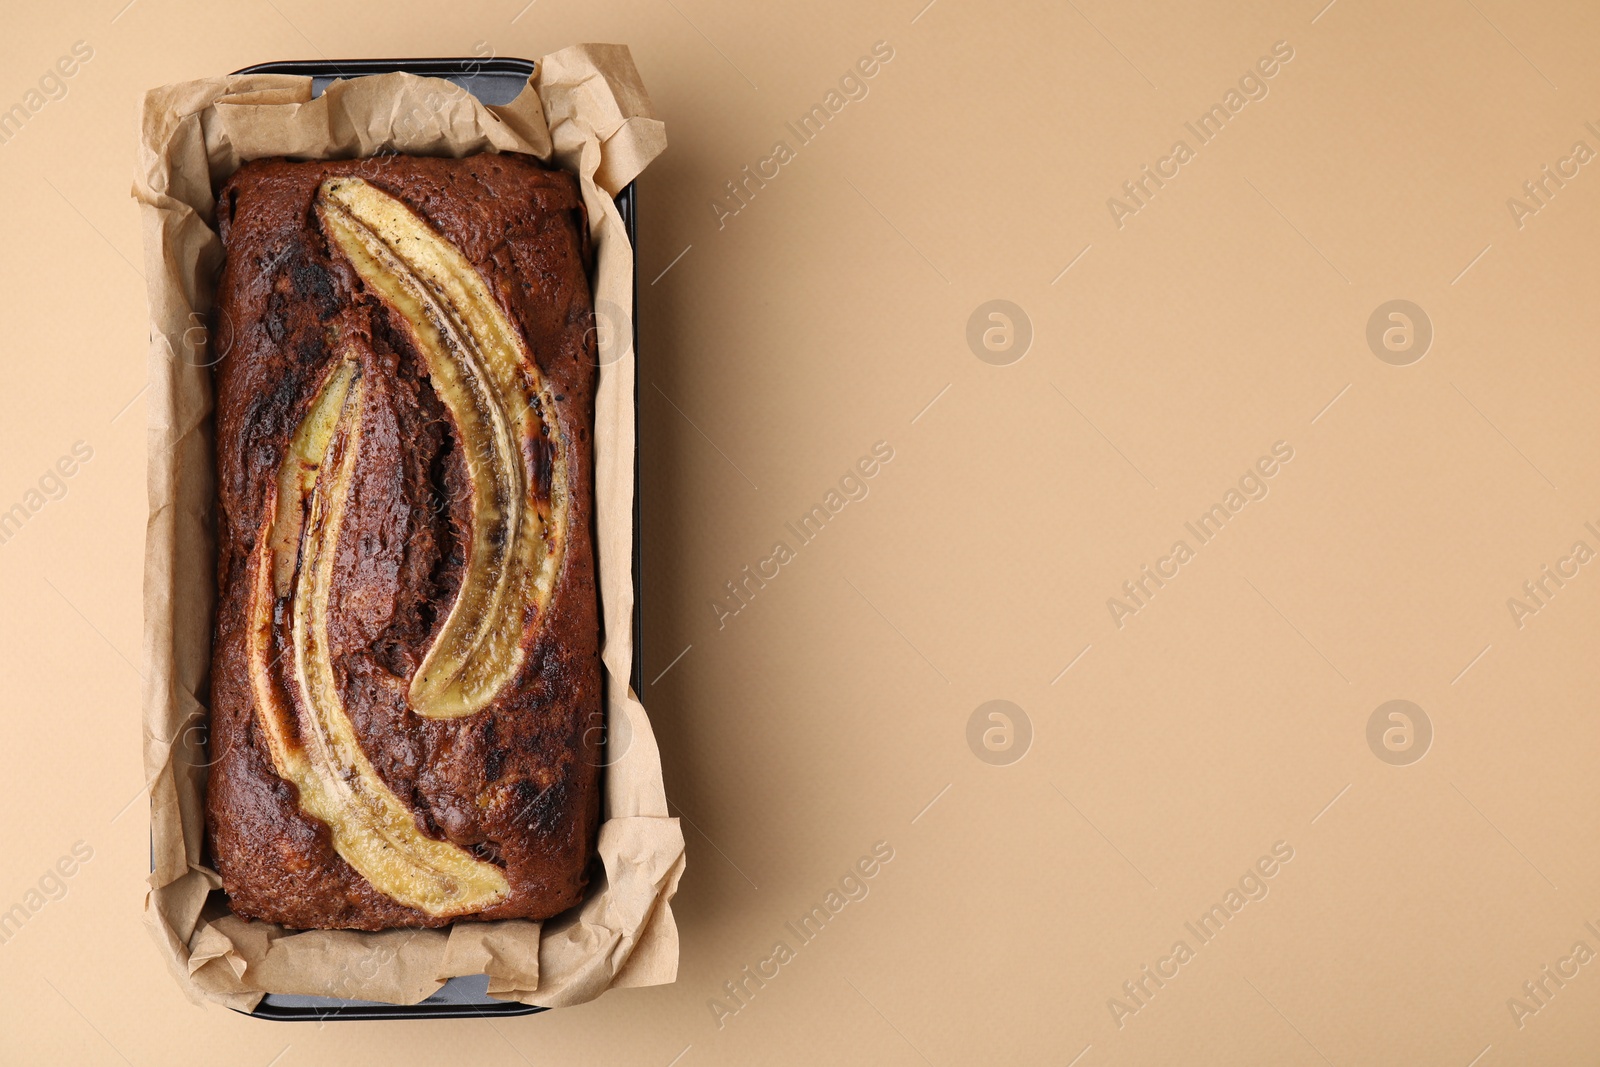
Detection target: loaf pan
<box><xmin>212</xmin><ymin>55</ymin><xmax>644</xmax><ymax>1022</ymax></box>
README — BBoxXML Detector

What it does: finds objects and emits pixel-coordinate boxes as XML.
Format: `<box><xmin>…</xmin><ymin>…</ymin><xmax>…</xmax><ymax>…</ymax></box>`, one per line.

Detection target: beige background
<box><xmin>2</xmin><ymin>0</ymin><xmax>1598</xmax><ymax>1063</ymax></box>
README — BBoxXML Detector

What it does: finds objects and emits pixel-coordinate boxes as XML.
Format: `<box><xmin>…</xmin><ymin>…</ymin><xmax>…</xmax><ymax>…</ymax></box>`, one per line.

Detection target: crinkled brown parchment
<box><xmin>133</xmin><ymin>44</ymin><xmax>682</xmax><ymax>1011</ymax></box>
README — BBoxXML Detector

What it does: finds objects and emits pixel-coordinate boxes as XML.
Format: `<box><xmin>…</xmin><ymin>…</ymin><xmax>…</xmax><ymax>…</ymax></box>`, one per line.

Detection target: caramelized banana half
<box><xmin>315</xmin><ymin>177</ymin><xmax>568</xmax><ymax>719</ymax></box>
<box><xmin>247</xmin><ymin>358</ymin><xmax>510</xmax><ymax>917</ymax></box>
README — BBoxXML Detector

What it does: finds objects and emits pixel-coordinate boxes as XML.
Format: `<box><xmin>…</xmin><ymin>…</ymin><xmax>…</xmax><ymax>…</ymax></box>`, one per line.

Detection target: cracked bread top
<box><xmin>206</xmin><ymin>153</ymin><xmax>602</xmax><ymax>930</ymax></box>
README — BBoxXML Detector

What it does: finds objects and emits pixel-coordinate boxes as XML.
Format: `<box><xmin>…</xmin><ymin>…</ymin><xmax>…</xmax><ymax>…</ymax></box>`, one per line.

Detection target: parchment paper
<box><xmin>133</xmin><ymin>45</ymin><xmax>683</xmax><ymax>1010</ymax></box>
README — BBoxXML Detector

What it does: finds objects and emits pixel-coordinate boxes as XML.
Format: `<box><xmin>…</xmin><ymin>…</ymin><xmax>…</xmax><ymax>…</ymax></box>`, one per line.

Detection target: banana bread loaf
<box><xmin>206</xmin><ymin>153</ymin><xmax>602</xmax><ymax>930</ymax></box>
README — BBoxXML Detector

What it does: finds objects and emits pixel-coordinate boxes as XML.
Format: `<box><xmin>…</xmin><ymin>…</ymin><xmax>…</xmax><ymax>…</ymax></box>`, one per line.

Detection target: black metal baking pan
<box><xmin>213</xmin><ymin>55</ymin><xmax>644</xmax><ymax>1021</ymax></box>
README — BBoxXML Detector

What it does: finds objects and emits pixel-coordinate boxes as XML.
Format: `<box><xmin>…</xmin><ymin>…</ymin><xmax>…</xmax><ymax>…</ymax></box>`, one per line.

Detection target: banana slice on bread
<box><xmin>316</xmin><ymin>177</ymin><xmax>568</xmax><ymax>720</ymax></box>
<box><xmin>247</xmin><ymin>358</ymin><xmax>510</xmax><ymax>917</ymax></box>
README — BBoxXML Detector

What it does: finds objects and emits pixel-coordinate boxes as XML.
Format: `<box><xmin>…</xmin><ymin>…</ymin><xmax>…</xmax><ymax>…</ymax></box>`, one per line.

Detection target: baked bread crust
<box><xmin>206</xmin><ymin>153</ymin><xmax>602</xmax><ymax>931</ymax></box>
